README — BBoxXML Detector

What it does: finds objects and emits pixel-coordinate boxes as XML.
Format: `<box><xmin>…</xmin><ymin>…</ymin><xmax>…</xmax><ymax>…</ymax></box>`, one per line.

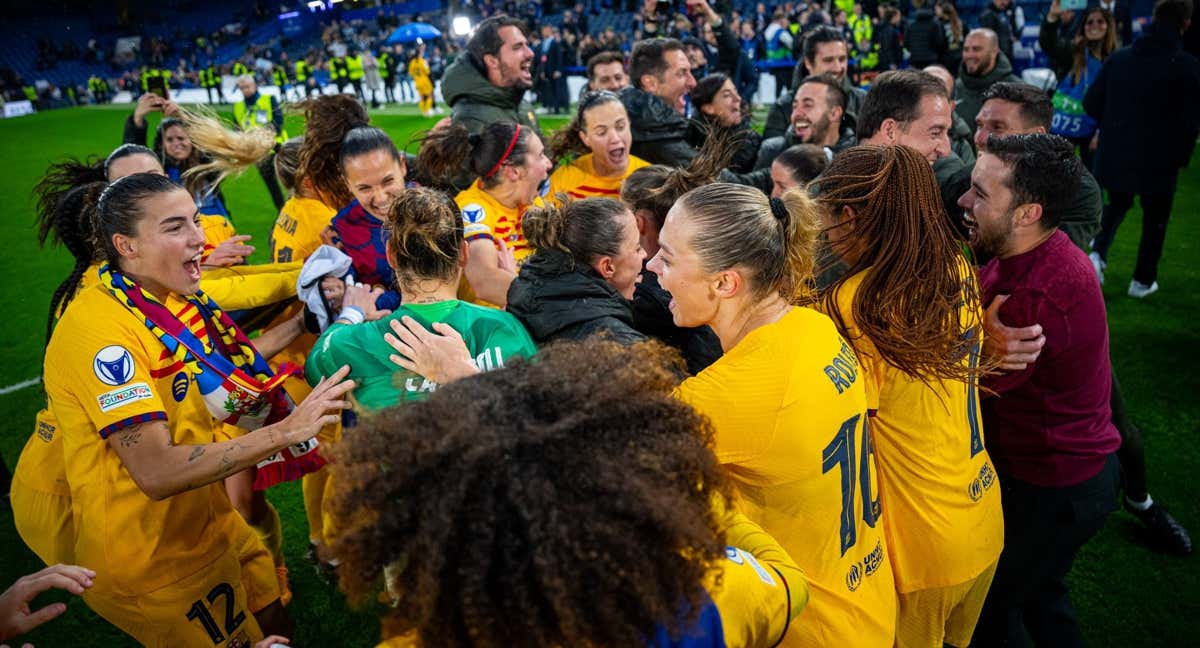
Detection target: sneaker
<box><xmin>1128</xmin><ymin>279</ymin><xmax>1159</xmax><ymax>298</ymax></box>
<box><xmin>1127</xmin><ymin>500</ymin><xmax>1193</xmax><ymax>555</ymax></box>
<box><xmin>276</xmin><ymin>565</ymin><xmax>293</xmax><ymax>606</ymax></box>
<box><xmin>1089</xmin><ymin>252</ymin><xmax>1106</xmax><ymax>285</ymax></box>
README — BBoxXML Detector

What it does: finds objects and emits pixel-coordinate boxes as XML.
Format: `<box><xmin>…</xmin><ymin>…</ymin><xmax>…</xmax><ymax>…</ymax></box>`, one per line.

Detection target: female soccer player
<box><xmin>546</xmin><ymin>90</ymin><xmax>650</xmax><ymax>200</ymax></box>
<box><xmin>331</xmin><ymin>338</ymin><xmax>806</xmax><ymax>648</ymax></box>
<box><xmin>506</xmin><ymin>197</ymin><xmax>646</xmax><ymax>345</ymax></box>
<box><xmin>769</xmin><ymin>143</ymin><xmax>828</xmax><ymax>198</ymax></box>
<box><xmin>384</xmin><ymin>184</ymin><xmax>899</xmax><ymax>646</ymax></box>
<box><xmin>418</xmin><ymin>121</ymin><xmax>552</xmax><ymax>307</ymax></box>
<box><xmin>297</xmin><ymin>95</ymin><xmax>406</xmax><ymax>311</ymax></box>
<box><xmin>306</xmin><ymin>187</ymin><xmax>535</xmax><ymax>410</ymax></box>
<box><xmin>42</xmin><ymin>172</ymin><xmax>354</xmax><ymax>646</ymax></box>
<box><xmin>816</xmin><ymin>145</ymin><xmax>1003</xmax><ymax>648</ymax></box>
<box><xmin>409</xmin><ymin>42</ymin><xmax>434</xmax><ymax>116</ymax></box>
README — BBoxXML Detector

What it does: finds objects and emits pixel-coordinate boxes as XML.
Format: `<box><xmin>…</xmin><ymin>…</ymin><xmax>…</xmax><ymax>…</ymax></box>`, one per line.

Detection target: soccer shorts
<box><xmin>896</xmin><ymin>560</ymin><xmax>999</xmax><ymax>648</ymax></box>
<box><xmin>10</xmin><ymin>481</ymin><xmax>73</xmax><ymax>566</ymax></box>
<box><xmin>230</xmin><ymin>512</ymin><xmax>282</xmax><ymax>613</ymax></box>
<box><xmin>84</xmin><ymin>544</ymin><xmax>264</xmax><ymax>647</ymax></box>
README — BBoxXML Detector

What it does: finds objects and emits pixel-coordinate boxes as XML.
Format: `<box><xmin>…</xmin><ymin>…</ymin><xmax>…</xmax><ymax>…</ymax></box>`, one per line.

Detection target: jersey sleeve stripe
<box><xmin>98</xmin><ymin>411</ymin><xmax>168</xmax><ymax>439</ymax></box>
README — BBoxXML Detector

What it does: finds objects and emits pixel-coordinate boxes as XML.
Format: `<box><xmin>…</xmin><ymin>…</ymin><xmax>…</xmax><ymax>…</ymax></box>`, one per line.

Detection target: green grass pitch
<box><xmin>0</xmin><ymin>103</ymin><xmax>1196</xmax><ymax>646</ymax></box>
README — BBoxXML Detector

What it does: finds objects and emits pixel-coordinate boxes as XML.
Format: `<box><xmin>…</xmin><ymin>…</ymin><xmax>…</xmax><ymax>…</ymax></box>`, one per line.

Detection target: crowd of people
<box><xmin>3</xmin><ymin>0</ymin><xmax>1200</xmax><ymax>646</ymax></box>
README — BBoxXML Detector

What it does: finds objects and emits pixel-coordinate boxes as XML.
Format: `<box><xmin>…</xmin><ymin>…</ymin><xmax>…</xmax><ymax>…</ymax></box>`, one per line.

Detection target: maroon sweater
<box><xmin>979</xmin><ymin>230</ymin><xmax>1121</xmax><ymax>487</ymax></box>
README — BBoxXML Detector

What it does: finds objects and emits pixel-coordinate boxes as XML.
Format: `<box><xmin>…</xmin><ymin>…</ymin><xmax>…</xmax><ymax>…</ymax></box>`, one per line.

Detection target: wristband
<box><xmin>337</xmin><ymin>306</ymin><xmax>365</xmax><ymax>325</ymax></box>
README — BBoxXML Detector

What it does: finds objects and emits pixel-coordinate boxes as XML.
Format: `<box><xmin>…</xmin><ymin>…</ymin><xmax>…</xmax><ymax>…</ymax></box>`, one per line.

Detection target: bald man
<box><xmin>954</xmin><ymin>29</ymin><xmax>1020</xmax><ymax>133</ymax></box>
<box><xmin>924</xmin><ymin>64</ymin><xmax>977</xmax><ymax>165</ymax></box>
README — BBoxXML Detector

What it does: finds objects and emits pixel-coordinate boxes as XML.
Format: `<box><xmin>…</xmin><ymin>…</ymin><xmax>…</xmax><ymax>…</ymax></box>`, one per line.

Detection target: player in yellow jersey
<box><xmin>385</xmin><ymin>184</ymin><xmax>896</xmax><ymax>646</ymax></box>
<box><xmin>409</xmin><ymin>42</ymin><xmax>434</xmax><ymax>116</ymax></box>
<box><xmin>418</xmin><ymin>121</ymin><xmax>552</xmax><ymax>307</ymax></box>
<box><xmin>546</xmin><ymin>90</ymin><xmax>650</xmax><ymax>200</ymax></box>
<box><xmin>654</xmin><ymin>184</ymin><xmax>897</xmax><ymax>647</ymax></box>
<box><xmin>816</xmin><ymin>145</ymin><xmax>1003</xmax><ymax>647</ymax></box>
<box><xmin>43</xmin><ymin>173</ymin><xmax>354</xmax><ymax>646</ymax></box>
<box><xmin>330</xmin><ymin>338</ymin><xmax>805</xmax><ymax>648</ymax></box>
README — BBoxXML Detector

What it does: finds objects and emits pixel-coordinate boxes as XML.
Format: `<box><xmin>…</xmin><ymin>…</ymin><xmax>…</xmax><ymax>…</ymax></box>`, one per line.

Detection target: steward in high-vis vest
<box><xmin>198</xmin><ymin>65</ymin><xmax>221</xmax><ymax>104</ymax></box>
<box><xmin>346</xmin><ymin>51</ymin><xmax>365</xmax><ymax>100</ymax></box>
<box><xmin>295</xmin><ymin>58</ymin><xmax>318</xmax><ymax>97</ymax></box>
<box><xmin>141</xmin><ymin>67</ymin><xmax>171</xmax><ymax>98</ymax></box>
<box><xmin>88</xmin><ymin>75</ymin><xmax>111</xmax><ymax>103</ymax></box>
<box><xmin>378</xmin><ymin>47</ymin><xmax>397</xmax><ymax>104</ymax></box>
<box><xmin>272</xmin><ymin>64</ymin><xmax>291</xmax><ymax>100</ymax></box>
<box><xmin>234</xmin><ymin>76</ymin><xmax>287</xmax><ymax>210</ymax></box>
<box><xmin>331</xmin><ymin>56</ymin><xmax>350</xmax><ymax>94</ymax></box>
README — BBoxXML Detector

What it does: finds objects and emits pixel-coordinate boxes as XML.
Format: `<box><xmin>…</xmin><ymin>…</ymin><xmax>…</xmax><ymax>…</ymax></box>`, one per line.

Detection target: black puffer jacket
<box><xmin>686</xmin><ymin>113</ymin><xmax>762</xmax><ymax>174</ymax></box>
<box><xmin>631</xmin><ymin>268</ymin><xmax>722</xmax><ymax>375</ymax></box>
<box><xmin>506</xmin><ymin>248</ymin><xmax>646</xmax><ymax>346</ymax></box>
<box><xmin>906</xmin><ymin>9</ymin><xmax>947</xmax><ymax>68</ymax></box>
<box><xmin>620</xmin><ymin>85</ymin><xmax>696</xmax><ymax>167</ymax></box>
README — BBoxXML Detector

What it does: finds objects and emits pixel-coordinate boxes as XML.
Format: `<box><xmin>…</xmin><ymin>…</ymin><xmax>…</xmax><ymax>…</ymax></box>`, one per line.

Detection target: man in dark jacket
<box><xmin>906</xmin><ymin>0</ymin><xmax>948</xmax><ymax>69</ymax></box>
<box><xmin>1085</xmin><ymin>0</ymin><xmax>1200</xmax><ymax>299</ymax></box>
<box><xmin>443</xmin><ymin>15</ymin><xmax>539</xmax><ymax>136</ymax></box>
<box><xmin>763</xmin><ymin>27</ymin><xmax>866</xmax><ymax>140</ymax></box>
<box><xmin>979</xmin><ymin>0</ymin><xmax>1020</xmax><ymax>61</ymax></box>
<box><xmin>756</xmin><ymin>74</ymin><xmax>855</xmax><ymax>170</ymax></box>
<box><xmin>924</xmin><ymin>64</ymin><xmax>977</xmax><ymax>165</ymax></box>
<box><xmin>620</xmin><ymin>38</ymin><xmax>697</xmax><ymax>166</ymax></box>
<box><xmin>537</xmin><ymin>24</ymin><xmax>567</xmax><ymax>114</ymax></box>
<box><xmin>956</xmin><ymin>29</ymin><xmax>1021</xmax><ymax>134</ymax></box>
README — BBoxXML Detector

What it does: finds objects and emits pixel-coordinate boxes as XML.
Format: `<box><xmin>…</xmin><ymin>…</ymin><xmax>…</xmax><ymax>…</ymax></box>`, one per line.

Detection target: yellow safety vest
<box><xmin>346</xmin><ymin>54</ymin><xmax>364</xmax><ymax>80</ymax></box>
<box><xmin>234</xmin><ymin>93</ymin><xmax>289</xmax><ymax>144</ymax></box>
<box><xmin>295</xmin><ymin>60</ymin><xmax>310</xmax><ymax>81</ymax></box>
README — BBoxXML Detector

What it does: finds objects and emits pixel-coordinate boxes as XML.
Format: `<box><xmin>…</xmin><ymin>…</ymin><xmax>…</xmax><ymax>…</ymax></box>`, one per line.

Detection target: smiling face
<box><xmin>892</xmin><ymin>94</ymin><xmax>952</xmax><ymax>162</ymax></box>
<box><xmin>115</xmin><ymin>188</ymin><xmax>206</xmax><ymax>299</ymax></box>
<box><xmin>646</xmin><ymin>204</ymin><xmax>716</xmax><ymax>328</ymax></box>
<box><xmin>958</xmin><ymin>152</ymin><xmax>1017</xmax><ymax>258</ymax></box>
<box><xmin>490</xmin><ymin>25</ymin><xmax>534</xmax><ymax>89</ymax></box>
<box><xmin>342</xmin><ymin>149</ymin><xmax>407</xmax><ymax>218</ymax></box>
<box><xmin>161</xmin><ymin>124</ymin><xmax>194</xmax><ymax>162</ymax></box>
<box><xmin>962</xmin><ymin>32</ymin><xmax>999</xmax><ymax>77</ymax></box>
<box><xmin>792</xmin><ymin>81</ymin><xmax>839</xmax><ymax>144</ymax></box>
<box><xmin>974</xmin><ymin>98</ymin><xmax>1043</xmax><ymax>152</ymax></box>
<box><xmin>579</xmin><ymin>100</ymin><xmax>633</xmax><ymax>177</ymax></box>
<box><xmin>589</xmin><ymin>61</ymin><xmax>628</xmax><ymax>92</ymax></box>
<box><xmin>601</xmin><ymin>208</ymin><xmax>647</xmax><ymax>300</ymax></box>
<box><xmin>806</xmin><ymin>41</ymin><xmax>849</xmax><ymax>82</ymax></box>
<box><xmin>1083</xmin><ymin>10</ymin><xmax>1109</xmax><ymax>42</ymax></box>
<box><xmin>701</xmin><ymin>79</ymin><xmax>742</xmax><ymax>127</ymax></box>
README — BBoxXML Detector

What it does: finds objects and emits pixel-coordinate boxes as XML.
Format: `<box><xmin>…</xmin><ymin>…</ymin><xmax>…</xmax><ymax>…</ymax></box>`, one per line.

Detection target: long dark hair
<box><xmin>96</xmin><ymin>173</ymin><xmax>189</xmax><ymax>268</ymax></box>
<box><xmin>546</xmin><ymin>90</ymin><xmax>624</xmax><ymax>161</ymax></box>
<box><xmin>1070</xmin><ymin>8</ymin><xmax>1118</xmax><ymax>84</ymax></box>
<box><xmin>417</xmin><ymin>121</ymin><xmax>536</xmax><ymax>191</ymax></box>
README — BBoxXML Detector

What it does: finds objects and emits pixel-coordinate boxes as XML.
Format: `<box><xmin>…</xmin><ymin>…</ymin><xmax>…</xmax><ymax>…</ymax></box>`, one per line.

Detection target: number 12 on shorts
<box><xmin>186</xmin><ymin>582</ymin><xmax>247</xmax><ymax>645</ymax></box>
<box><xmin>822</xmin><ymin>413</ymin><xmax>881</xmax><ymax>556</ymax></box>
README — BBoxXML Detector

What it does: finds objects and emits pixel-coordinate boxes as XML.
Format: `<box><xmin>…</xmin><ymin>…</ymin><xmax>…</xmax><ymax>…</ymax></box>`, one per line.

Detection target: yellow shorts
<box><xmin>10</xmin><ymin>481</ymin><xmax>74</xmax><ymax>566</ymax></box>
<box><xmin>84</xmin><ymin>545</ymin><xmax>264</xmax><ymax>648</ymax></box>
<box><xmin>231</xmin><ymin>513</ymin><xmax>282</xmax><ymax>613</ymax></box>
<box><xmin>896</xmin><ymin>560</ymin><xmax>999</xmax><ymax>648</ymax></box>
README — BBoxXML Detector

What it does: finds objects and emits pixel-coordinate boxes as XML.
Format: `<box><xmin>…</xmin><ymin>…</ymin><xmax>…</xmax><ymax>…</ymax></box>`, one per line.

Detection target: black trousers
<box><xmin>1110</xmin><ymin>370</ymin><xmax>1148</xmax><ymax>502</ymax></box>
<box><xmin>1092</xmin><ymin>186</ymin><xmax>1176</xmax><ymax>285</ymax></box>
<box><xmin>256</xmin><ymin>152</ymin><xmax>286</xmax><ymax>211</ymax></box>
<box><xmin>383</xmin><ymin>78</ymin><xmax>395</xmax><ymax>103</ymax></box>
<box><xmin>205</xmin><ymin>86</ymin><xmax>221</xmax><ymax>104</ymax></box>
<box><xmin>973</xmin><ymin>455</ymin><xmax>1119</xmax><ymax>648</ymax></box>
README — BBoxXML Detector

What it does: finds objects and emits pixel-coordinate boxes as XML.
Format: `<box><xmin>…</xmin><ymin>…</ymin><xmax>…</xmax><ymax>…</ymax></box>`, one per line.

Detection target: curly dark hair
<box><xmin>329</xmin><ymin>338</ymin><xmax>731</xmax><ymax>648</ymax></box>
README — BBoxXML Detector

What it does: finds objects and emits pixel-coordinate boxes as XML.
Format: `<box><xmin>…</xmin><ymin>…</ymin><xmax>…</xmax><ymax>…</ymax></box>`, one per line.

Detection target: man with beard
<box><xmin>619</xmin><ymin>38</ymin><xmax>697</xmax><ymax>167</ymax></box>
<box><xmin>954</xmin><ymin>29</ymin><xmax>1020</xmax><ymax>133</ymax></box>
<box><xmin>755</xmin><ymin>73</ymin><xmax>854</xmax><ymax>169</ymax></box>
<box><xmin>763</xmin><ymin>27</ymin><xmax>866</xmax><ymax>139</ymax></box>
<box><xmin>958</xmin><ymin>133</ymin><xmax>1121</xmax><ymax>648</ymax></box>
<box><xmin>441</xmin><ymin>15</ymin><xmax>539</xmax><ymax>136</ymax></box>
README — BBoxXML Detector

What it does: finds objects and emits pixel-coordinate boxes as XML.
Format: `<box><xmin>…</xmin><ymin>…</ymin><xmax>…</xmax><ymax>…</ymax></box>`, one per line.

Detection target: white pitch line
<box><xmin>0</xmin><ymin>376</ymin><xmax>41</xmax><ymax>395</ymax></box>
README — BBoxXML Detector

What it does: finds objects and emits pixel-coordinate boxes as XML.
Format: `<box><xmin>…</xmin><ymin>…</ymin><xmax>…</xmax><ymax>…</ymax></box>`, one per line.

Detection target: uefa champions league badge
<box><xmin>93</xmin><ymin>345</ymin><xmax>135</xmax><ymax>386</ymax></box>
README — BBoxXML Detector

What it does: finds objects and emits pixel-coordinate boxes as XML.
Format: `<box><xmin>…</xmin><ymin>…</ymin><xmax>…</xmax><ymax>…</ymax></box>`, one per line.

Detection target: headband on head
<box><xmin>483</xmin><ymin>125</ymin><xmax>523</xmax><ymax>179</ymax></box>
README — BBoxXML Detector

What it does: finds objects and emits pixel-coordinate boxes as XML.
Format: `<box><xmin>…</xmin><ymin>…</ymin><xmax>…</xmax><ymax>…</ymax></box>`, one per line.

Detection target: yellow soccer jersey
<box><xmin>675</xmin><ymin>306</ymin><xmax>897</xmax><ymax>647</ymax></box>
<box><xmin>547</xmin><ymin>153</ymin><xmax>650</xmax><ymax>200</ymax></box>
<box><xmin>44</xmin><ymin>282</ymin><xmax>238</xmax><ymax>597</ymax></box>
<box><xmin>201</xmin><ymin>213</ymin><xmax>236</xmax><ymax>251</ymax></box>
<box><xmin>271</xmin><ymin>196</ymin><xmax>336</xmax><ymax>263</ymax></box>
<box><xmin>830</xmin><ymin>266</ymin><xmax>1003</xmax><ymax>593</ymax></box>
<box><xmin>455</xmin><ymin>179</ymin><xmax>540</xmax><ymax>263</ymax></box>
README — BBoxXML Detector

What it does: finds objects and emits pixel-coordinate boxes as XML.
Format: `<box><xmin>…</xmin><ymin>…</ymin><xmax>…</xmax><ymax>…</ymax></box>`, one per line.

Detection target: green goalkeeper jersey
<box><xmin>306</xmin><ymin>299</ymin><xmax>537</xmax><ymax>411</ymax></box>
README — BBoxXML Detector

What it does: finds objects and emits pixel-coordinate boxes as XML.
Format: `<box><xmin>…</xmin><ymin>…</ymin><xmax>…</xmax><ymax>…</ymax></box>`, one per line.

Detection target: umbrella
<box><xmin>385</xmin><ymin>23</ymin><xmax>442</xmax><ymax>45</ymax></box>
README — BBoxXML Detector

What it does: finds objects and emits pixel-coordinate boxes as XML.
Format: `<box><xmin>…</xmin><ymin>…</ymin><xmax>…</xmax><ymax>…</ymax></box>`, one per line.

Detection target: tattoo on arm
<box><xmin>187</xmin><ymin>446</ymin><xmax>206</xmax><ymax>462</ymax></box>
<box><xmin>118</xmin><ymin>424</ymin><xmax>145</xmax><ymax>448</ymax></box>
<box><xmin>214</xmin><ymin>442</ymin><xmax>246</xmax><ymax>479</ymax></box>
